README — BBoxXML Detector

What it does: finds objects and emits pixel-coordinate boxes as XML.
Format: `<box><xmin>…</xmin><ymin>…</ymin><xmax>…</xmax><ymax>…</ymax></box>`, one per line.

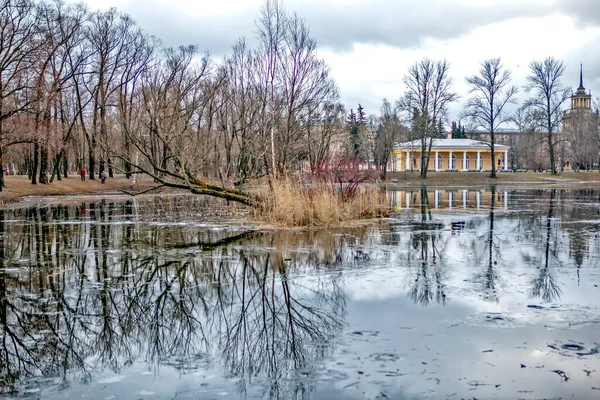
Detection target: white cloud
<box><xmin>77</xmin><ymin>0</ymin><xmax>600</xmax><ymax>121</ymax></box>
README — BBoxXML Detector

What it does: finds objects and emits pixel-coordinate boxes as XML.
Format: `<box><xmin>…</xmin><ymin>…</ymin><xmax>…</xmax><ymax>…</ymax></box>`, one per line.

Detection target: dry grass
<box><xmin>252</xmin><ymin>178</ymin><xmax>386</xmax><ymax>227</ymax></box>
<box><xmin>0</xmin><ymin>174</ymin><xmax>162</xmax><ymax>205</ymax></box>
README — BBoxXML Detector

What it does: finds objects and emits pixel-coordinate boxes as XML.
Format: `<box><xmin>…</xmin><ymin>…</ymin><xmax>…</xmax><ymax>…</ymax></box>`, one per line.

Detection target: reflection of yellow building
<box><xmin>389</xmin><ymin>138</ymin><xmax>510</xmax><ymax>172</ymax></box>
<box><xmin>388</xmin><ymin>189</ymin><xmax>508</xmax><ymax>212</ymax></box>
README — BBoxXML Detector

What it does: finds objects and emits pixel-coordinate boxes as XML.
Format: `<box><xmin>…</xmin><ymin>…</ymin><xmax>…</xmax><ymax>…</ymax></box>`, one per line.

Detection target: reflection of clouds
<box><xmin>0</xmin><ymin>202</ymin><xmax>349</xmax><ymax>397</ymax></box>
<box><xmin>2</xmin><ymin>190</ymin><xmax>600</xmax><ymax>397</ymax></box>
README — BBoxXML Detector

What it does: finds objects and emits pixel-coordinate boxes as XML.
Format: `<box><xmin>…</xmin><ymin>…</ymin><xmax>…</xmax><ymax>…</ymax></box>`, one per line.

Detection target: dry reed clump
<box><xmin>252</xmin><ymin>178</ymin><xmax>386</xmax><ymax>227</ymax></box>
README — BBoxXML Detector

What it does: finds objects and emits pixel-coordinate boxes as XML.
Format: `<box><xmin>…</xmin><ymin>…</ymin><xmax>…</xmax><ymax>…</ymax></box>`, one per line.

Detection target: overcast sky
<box><xmin>82</xmin><ymin>0</ymin><xmax>600</xmax><ymax>123</ymax></box>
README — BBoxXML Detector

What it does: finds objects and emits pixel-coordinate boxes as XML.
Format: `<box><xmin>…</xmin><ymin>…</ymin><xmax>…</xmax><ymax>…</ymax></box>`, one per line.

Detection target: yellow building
<box><xmin>390</xmin><ymin>138</ymin><xmax>510</xmax><ymax>172</ymax></box>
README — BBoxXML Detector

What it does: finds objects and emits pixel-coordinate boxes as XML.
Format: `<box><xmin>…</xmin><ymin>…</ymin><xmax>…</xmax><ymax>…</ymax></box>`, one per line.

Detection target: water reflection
<box><xmin>530</xmin><ymin>189</ymin><xmax>562</xmax><ymax>302</ymax></box>
<box><xmin>387</xmin><ymin>187</ymin><xmax>508</xmax><ymax>211</ymax></box>
<box><xmin>0</xmin><ymin>190</ymin><xmax>600</xmax><ymax>398</ymax></box>
<box><xmin>0</xmin><ymin>199</ymin><xmax>357</xmax><ymax>398</ymax></box>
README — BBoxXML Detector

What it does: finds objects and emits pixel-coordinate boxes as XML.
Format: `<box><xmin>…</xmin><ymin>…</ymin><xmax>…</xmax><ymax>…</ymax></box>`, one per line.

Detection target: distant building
<box><xmin>562</xmin><ymin>64</ymin><xmax>599</xmax><ymax>170</ymax></box>
<box><xmin>563</xmin><ymin>64</ymin><xmax>594</xmax><ymax>132</ymax></box>
<box><xmin>389</xmin><ymin>138</ymin><xmax>509</xmax><ymax>172</ymax></box>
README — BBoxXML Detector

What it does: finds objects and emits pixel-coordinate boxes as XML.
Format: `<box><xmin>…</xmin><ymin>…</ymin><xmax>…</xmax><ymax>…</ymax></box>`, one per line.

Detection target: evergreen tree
<box><xmin>346</xmin><ymin>109</ymin><xmax>360</xmax><ymax>157</ymax></box>
<box><xmin>451</xmin><ymin>122</ymin><xmax>467</xmax><ymax>139</ymax></box>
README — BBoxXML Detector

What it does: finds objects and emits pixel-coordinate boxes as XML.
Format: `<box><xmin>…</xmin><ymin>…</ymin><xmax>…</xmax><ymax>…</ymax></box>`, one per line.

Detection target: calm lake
<box><xmin>0</xmin><ymin>188</ymin><xmax>599</xmax><ymax>399</ymax></box>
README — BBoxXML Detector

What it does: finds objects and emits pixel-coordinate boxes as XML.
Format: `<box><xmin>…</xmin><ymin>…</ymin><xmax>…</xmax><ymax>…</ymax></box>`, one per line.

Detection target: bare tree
<box><xmin>524</xmin><ymin>57</ymin><xmax>571</xmax><ymax>175</ymax></box>
<box><xmin>277</xmin><ymin>12</ymin><xmax>338</xmax><ymax>173</ymax></box>
<box><xmin>463</xmin><ymin>58</ymin><xmax>517</xmax><ymax>178</ymax></box>
<box><xmin>303</xmin><ymin>101</ymin><xmax>345</xmax><ymax>173</ymax></box>
<box><xmin>0</xmin><ymin>0</ymin><xmax>43</xmax><ymax>190</ymax></box>
<box><xmin>374</xmin><ymin>99</ymin><xmax>405</xmax><ymax>178</ymax></box>
<box><xmin>397</xmin><ymin>59</ymin><xmax>457</xmax><ymax>179</ymax></box>
<box><xmin>85</xmin><ymin>8</ymin><xmax>141</xmax><ymax>180</ymax></box>
<box><xmin>568</xmin><ymin>111</ymin><xmax>599</xmax><ymax>170</ymax></box>
<box><xmin>509</xmin><ymin>105</ymin><xmax>543</xmax><ymax>169</ymax></box>
<box><xmin>257</xmin><ymin>0</ymin><xmax>285</xmax><ymax>177</ymax></box>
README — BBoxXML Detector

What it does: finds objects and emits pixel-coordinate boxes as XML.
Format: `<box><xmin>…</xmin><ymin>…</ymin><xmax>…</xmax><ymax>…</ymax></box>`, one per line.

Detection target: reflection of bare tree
<box><xmin>407</xmin><ymin>187</ymin><xmax>448</xmax><ymax>306</ymax></box>
<box><xmin>0</xmin><ymin>201</ymin><xmax>346</xmax><ymax>399</ymax></box>
<box><xmin>482</xmin><ymin>186</ymin><xmax>499</xmax><ymax>303</ymax></box>
<box><xmin>530</xmin><ymin>190</ymin><xmax>562</xmax><ymax>302</ymax></box>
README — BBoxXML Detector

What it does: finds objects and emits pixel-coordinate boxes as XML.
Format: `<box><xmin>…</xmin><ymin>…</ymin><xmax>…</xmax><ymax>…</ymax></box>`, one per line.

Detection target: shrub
<box><xmin>253</xmin><ymin>176</ymin><xmax>386</xmax><ymax>227</ymax></box>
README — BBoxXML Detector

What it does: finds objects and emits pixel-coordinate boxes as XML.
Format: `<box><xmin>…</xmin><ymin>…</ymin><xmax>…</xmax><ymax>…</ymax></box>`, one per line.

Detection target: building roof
<box><xmin>575</xmin><ymin>63</ymin><xmax>590</xmax><ymax>96</ymax></box>
<box><xmin>394</xmin><ymin>138</ymin><xmax>509</xmax><ymax>150</ymax></box>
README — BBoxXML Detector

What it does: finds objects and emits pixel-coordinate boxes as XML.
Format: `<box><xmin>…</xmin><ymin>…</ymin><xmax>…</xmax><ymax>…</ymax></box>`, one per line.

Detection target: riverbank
<box><xmin>386</xmin><ymin>170</ymin><xmax>600</xmax><ymax>189</ymax></box>
<box><xmin>2</xmin><ymin>171</ymin><xmax>600</xmax><ymax>207</ymax></box>
<box><xmin>0</xmin><ymin>174</ymin><xmax>166</xmax><ymax>205</ymax></box>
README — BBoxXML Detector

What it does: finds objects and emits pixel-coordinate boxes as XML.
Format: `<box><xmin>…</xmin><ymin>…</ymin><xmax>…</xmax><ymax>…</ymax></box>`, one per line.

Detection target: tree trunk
<box><xmin>0</xmin><ymin>149</ymin><xmax>4</xmax><ymax>192</ymax></box>
<box><xmin>63</xmin><ymin>152</ymin><xmax>68</xmax><ymax>178</ymax></box>
<box><xmin>31</xmin><ymin>141</ymin><xmax>39</xmax><ymax>185</ymax></box>
<box><xmin>50</xmin><ymin>151</ymin><xmax>63</xmax><ymax>183</ymax></box>
<box><xmin>108</xmin><ymin>157</ymin><xmax>114</xmax><ymax>178</ymax></box>
<box><xmin>39</xmin><ymin>144</ymin><xmax>48</xmax><ymax>184</ymax></box>
<box><xmin>124</xmin><ymin>141</ymin><xmax>131</xmax><ymax>178</ymax></box>
<box><xmin>88</xmin><ymin>142</ymin><xmax>95</xmax><ymax>180</ymax></box>
<box><xmin>26</xmin><ymin>148</ymin><xmax>32</xmax><ymax>180</ymax></box>
<box><xmin>0</xmin><ymin>117</ymin><xmax>4</xmax><ymax>191</ymax></box>
<box><xmin>548</xmin><ymin>131</ymin><xmax>555</xmax><ymax>174</ymax></box>
<box><xmin>490</xmin><ymin>131</ymin><xmax>497</xmax><ymax>178</ymax></box>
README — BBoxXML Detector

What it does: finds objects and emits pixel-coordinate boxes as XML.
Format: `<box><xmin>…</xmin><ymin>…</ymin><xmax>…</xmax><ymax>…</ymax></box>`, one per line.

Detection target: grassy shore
<box><xmin>0</xmin><ymin>174</ymin><xmax>162</xmax><ymax>205</ymax></box>
<box><xmin>386</xmin><ymin>170</ymin><xmax>600</xmax><ymax>188</ymax></box>
<box><xmin>2</xmin><ymin>170</ymin><xmax>600</xmax><ymax>207</ymax></box>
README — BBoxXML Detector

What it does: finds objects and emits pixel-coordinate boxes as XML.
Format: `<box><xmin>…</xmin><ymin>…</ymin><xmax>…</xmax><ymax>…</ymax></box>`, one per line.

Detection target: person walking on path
<box><xmin>80</xmin><ymin>168</ymin><xmax>86</xmax><ymax>181</ymax></box>
<box><xmin>100</xmin><ymin>170</ymin><xmax>107</xmax><ymax>184</ymax></box>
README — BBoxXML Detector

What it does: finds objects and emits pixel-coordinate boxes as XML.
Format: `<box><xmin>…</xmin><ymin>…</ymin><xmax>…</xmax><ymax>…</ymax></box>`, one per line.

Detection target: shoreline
<box><xmin>2</xmin><ymin>171</ymin><xmax>600</xmax><ymax>208</ymax></box>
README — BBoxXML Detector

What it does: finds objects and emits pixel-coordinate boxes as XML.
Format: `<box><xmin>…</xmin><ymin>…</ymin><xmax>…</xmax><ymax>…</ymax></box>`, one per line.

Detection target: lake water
<box><xmin>0</xmin><ymin>188</ymin><xmax>599</xmax><ymax>399</ymax></box>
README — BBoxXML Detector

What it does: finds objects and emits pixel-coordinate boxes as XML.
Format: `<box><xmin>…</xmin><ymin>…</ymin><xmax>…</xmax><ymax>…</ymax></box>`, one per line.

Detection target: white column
<box><xmin>463</xmin><ymin>190</ymin><xmax>468</xmax><ymax>208</ymax></box>
<box><xmin>434</xmin><ymin>190</ymin><xmax>439</xmax><ymax>209</ymax></box>
<box><xmin>435</xmin><ymin>151</ymin><xmax>439</xmax><ymax>171</ymax></box>
<box><xmin>448</xmin><ymin>151</ymin><xmax>453</xmax><ymax>170</ymax></box>
<box><xmin>406</xmin><ymin>191</ymin><xmax>410</xmax><ymax>208</ymax></box>
<box><xmin>448</xmin><ymin>191</ymin><xmax>453</xmax><ymax>209</ymax></box>
<box><xmin>463</xmin><ymin>151</ymin><xmax>467</xmax><ymax>171</ymax></box>
<box><xmin>504</xmin><ymin>191</ymin><xmax>508</xmax><ymax>210</ymax></box>
<box><xmin>405</xmin><ymin>151</ymin><xmax>410</xmax><ymax>171</ymax></box>
<box><xmin>504</xmin><ymin>151</ymin><xmax>508</xmax><ymax>171</ymax></box>
<box><xmin>476</xmin><ymin>151</ymin><xmax>481</xmax><ymax>170</ymax></box>
<box><xmin>476</xmin><ymin>191</ymin><xmax>481</xmax><ymax>209</ymax></box>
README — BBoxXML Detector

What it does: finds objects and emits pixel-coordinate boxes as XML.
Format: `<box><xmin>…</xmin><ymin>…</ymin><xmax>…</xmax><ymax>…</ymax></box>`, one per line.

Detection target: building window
<box><xmin>436</xmin><ymin>155</ymin><xmax>443</xmax><ymax>170</ymax></box>
<box><xmin>464</xmin><ymin>155</ymin><xmax>470</xmax><ymax>170</ymax></box>
<box><xmin>450</xmin><ymin>154</ymin><xmax>456</xmax><ymax>170</ymax></box>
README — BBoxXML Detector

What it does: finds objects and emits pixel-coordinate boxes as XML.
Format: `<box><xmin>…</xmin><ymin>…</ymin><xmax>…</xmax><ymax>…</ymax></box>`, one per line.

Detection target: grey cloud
<box><xmin>111</xmin><ymin>0</ymin><xmax>559</xmax><ymax>56</ymax></box>
<box><xmin>115</xmin><ymin>0</ymin><xmax>258</xmax><ymax>55</ymax></box>
<box><xmin>563</xmin><ymin>50</ymin><xmax>600</xmax><ymax>101</ymax></box>
<box><xmin>560</xmin><ymin>0</ymin><xmax>600</xmax><ymax>26</ymax></box>
<box><xmin>291</xmin><ymin>0</ymin><xmax>557</xmax><ymax>51</ymax></box>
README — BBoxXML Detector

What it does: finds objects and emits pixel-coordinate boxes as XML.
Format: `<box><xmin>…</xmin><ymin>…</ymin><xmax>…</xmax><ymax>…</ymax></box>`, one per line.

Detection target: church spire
<box><xmin>578</xmin><ymin>63</ymin><xmax>585</xmax><ymax>90</ymax></box>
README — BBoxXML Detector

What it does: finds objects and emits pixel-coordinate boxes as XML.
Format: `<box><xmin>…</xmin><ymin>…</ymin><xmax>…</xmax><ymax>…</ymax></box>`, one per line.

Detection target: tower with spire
<box><xmin>571</xmin><ymin>64</ymin><xmax>592</xmax><ymax>110</ymax></box>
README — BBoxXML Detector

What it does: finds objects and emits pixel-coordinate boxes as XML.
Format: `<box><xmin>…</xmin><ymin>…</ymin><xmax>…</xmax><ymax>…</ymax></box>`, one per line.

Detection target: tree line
<box><xmin>356</xmin><ymin>57</ymin><xmax>593</xmax><ymax>179</ymax></box>
<box><xmin>0</xmin><ymin>0</ymin><xmax>595</xmax><ymax>202</ymax></box>
<box><xmin>0</xmin><ymin>0</ymin><xmax>343</xmax><ymax>202</ymax></box>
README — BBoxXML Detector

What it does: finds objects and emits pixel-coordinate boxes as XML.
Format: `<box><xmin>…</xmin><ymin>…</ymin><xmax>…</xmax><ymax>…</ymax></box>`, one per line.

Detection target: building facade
<box><xmin>562</xmin><ymin>65</ymin><xmax>599</xmax><ymax>170</ymax></box>
<box><xmin>389</xmin><ymin>138</ymin><xmax>510</xmax><ymax>172</ymax></box>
